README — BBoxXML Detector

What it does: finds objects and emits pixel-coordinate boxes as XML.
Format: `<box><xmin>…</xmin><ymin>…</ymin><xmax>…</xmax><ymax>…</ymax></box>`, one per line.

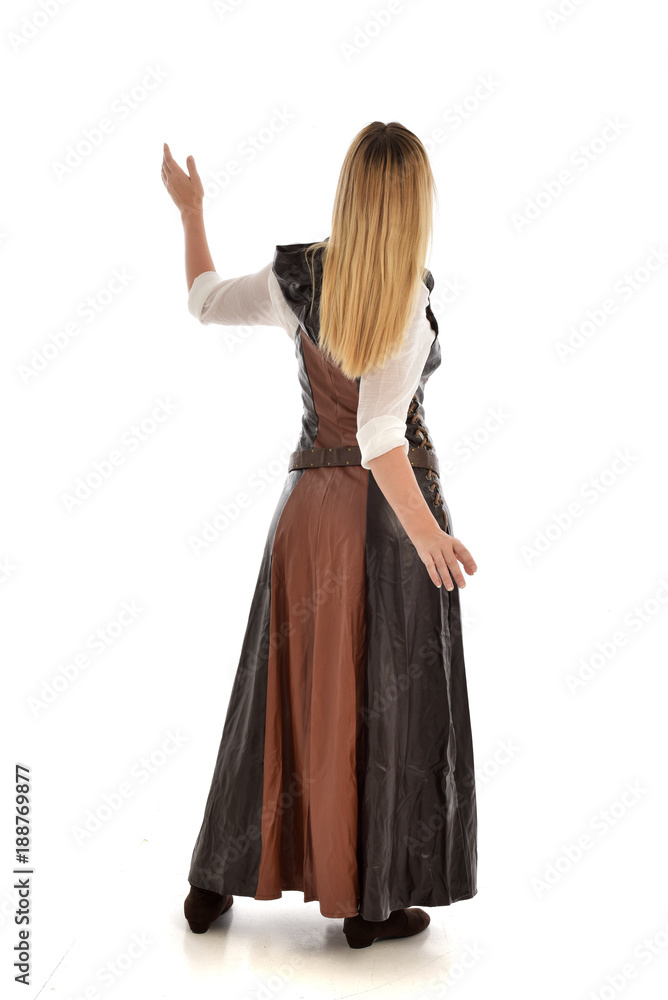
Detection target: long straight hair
<box><xmin>305</xmin><ymin>121</ymin><xmax>438</xmax><ymax>380</ymax></box>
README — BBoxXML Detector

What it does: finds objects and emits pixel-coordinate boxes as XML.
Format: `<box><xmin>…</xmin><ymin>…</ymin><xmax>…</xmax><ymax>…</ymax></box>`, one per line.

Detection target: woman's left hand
<box><xmin>161</xmin><ymin>143</ymin><xmax>204</xmax><ymax>217</ymax></box>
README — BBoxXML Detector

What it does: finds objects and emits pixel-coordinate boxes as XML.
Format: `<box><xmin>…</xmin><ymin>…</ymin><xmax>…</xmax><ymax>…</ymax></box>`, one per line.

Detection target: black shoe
<box><xmin>343</xmin><ymin>907</ymin><xmax>430</xmax><ymax>948</ymax></box>
<box><xmin>184</xmin><ymin>884</ymin><xmax>233</xmax><ymax>933</ymax></box>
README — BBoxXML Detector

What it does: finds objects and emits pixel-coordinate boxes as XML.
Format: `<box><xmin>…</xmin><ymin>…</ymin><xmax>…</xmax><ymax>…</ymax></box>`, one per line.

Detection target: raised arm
<box><xmin>161</xmin><ymin>143</ymin><xmax>214</xmax><ymax>285</ymax></box>
<box><xmin>162</xmin><ymin>143</ymin><xmax>296</xmax><ymax>336</ymax></box>
<box><xmin>188</xmin><ymin>263</ymin><xmax>283</xmax><ymax>327</ymax></box>
<box><xmin>182</xmin><ymin>212</ymin><xmax>216</xmax><ymax>293</ymax></box>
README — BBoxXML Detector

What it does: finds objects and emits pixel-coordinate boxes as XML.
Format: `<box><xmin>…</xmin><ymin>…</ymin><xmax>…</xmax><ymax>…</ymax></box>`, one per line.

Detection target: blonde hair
<box><xmin>305</xmin><ymin>121</ymin><xmax>438</xmax><ymax>379</ymax></box>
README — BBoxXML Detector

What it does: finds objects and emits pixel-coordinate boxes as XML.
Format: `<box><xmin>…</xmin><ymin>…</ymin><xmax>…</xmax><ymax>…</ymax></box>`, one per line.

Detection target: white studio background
<box><xmin>1</xmin><ymin>1</ymin><xmax>667</xmax><ymax>998</ymax></box>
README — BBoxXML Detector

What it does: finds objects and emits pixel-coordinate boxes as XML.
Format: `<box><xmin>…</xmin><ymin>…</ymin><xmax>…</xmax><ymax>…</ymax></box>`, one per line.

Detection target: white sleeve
<box><xmin>187</xmin><ymin>262</ymin><xmax>298</xmax><ymax>340</ymax></box>
<box><xmin>356</xmin><ymin>281</ymin><xmax>436</xmax><ymax>471</ymax></box>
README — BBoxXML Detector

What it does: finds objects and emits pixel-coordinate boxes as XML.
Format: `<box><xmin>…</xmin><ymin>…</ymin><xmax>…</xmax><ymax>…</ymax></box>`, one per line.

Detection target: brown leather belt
<box><xmin>288</xmin><ymin>444</ymin><xmax>440</xmax><ymax>475</ymax></box>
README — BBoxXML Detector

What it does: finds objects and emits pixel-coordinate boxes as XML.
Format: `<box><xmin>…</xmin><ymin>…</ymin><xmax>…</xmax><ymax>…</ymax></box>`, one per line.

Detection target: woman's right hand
<box><xmin>410</xmin><ymin>524</ymin><xmax>477</xmax><ymax>590</ymax></box>
<box><xmin>364</xmin><ymin>446</ymin><xmax>478</xmax><ymax>589</ymax></box>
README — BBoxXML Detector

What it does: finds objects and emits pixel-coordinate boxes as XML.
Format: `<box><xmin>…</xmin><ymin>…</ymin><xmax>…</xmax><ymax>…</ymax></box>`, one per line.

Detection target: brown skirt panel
<box><xmin>254</xmin><ymin>463</ymin><xmax>369</xmax><ymax>917</ymax></box>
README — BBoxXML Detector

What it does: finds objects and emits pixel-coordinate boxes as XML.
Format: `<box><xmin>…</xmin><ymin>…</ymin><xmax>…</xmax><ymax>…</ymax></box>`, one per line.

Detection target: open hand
<box><xmin>411</xmin><ymin>524</ymin><xmax>477</xmax><ymax>590</ymax></box>
<box><xmin>161</xmin><ymin>143</ymin><xmax>204</xmax><ymax>217</ymax></box>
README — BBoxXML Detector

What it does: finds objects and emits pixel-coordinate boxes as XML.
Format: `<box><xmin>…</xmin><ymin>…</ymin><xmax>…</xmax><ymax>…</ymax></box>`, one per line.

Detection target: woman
<box><xmin>161</xmin><ymin>121</ymin><xmax>478</xmax><ymax>950</ymax></box>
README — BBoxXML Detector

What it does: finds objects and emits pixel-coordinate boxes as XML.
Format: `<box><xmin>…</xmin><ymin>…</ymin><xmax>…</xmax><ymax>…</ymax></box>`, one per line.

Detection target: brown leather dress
<box><xmin>187</xmin><ymin>241</ymin><xmax>478</xmax><ymax>922</ymax></box>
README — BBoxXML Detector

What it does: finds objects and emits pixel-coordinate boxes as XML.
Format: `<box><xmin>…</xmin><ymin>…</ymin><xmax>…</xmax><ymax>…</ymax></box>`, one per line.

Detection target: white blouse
<box><xmin>188</xmin><ymin>262</ymin><xmax>436</xmax><ymax>471</ymax></box>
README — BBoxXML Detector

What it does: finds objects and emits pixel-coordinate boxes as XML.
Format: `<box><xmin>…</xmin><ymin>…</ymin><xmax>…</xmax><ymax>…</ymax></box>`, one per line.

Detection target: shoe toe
<box><xmin>405</xmin><ymin>907</ymin><xmax>430</xmax><ymax>934</ymax></box>
<box><xmin>184</xmin><ymin>887</ymin><xmax>233</xmax><ymax>933</ymax></box>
